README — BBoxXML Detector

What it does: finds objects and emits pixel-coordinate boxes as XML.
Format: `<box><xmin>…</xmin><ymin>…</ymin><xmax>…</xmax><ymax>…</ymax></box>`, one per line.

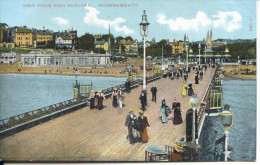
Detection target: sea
<box><xmin>0</xmin><ymin>74</ymin><xmax>127</xmax><ymax>120</ymax></box>
<box><xmin>199</xmin><ymin>79</ymin><xmax>256</xmax><ymax>161</ymax></box>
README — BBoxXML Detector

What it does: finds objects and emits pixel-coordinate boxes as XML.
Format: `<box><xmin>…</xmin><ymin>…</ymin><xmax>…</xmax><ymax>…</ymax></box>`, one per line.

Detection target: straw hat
<box><xmin>99</xmin><ymin>89</ymin><xmax>102</xmax><ymax>92</ymax></box>
<box><xmin>91</xmin><ymin>90</ymin><xmax>94</xmax><ymax>93</ymax></box>
<box><xmin>113</xmin><ymin>87</ymin><xmax>117</xmax><ymax>90</ymax></box>
<box><xmin>129</xmin><ymin>108</ymin><xmax>134</xmax><ymax>112</ymax></box>
<box><xmin>139</xmin><ymin>110</ymin><xmax>144</xmax><ymax>114</ymax></box>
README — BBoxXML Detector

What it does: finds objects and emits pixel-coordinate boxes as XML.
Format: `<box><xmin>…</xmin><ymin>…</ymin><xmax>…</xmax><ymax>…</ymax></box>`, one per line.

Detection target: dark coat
<box><xmin>150</xmin><ymin>87</ymin><xmax>158</xmax><ymax>95</ymax></box>
<box><xmin>139</xmin><ymin>94</ymin><xmax>146</xmax><ymax>105</ymax></box>
<box><xmin>138</xmin><ymin>116</ymin><xmax>150</xmax><ymax>132</ymax></box>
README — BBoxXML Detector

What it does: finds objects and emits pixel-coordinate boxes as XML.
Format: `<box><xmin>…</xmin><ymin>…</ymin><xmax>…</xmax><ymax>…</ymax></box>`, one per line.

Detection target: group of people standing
<box><xmin>89</xmin><ymin>90</ymin><xmax>106</xmax><ymax>110</ymax></box>
<box><xmin>159</xmin><ymin>99</ymin><xmax>183</xmax><ymax>125</ymax></box>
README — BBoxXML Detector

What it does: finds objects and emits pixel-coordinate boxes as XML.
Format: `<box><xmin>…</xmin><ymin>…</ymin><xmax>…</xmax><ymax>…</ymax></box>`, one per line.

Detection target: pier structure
<box><xmin>0</xmin><ymin>65</ymin><xmax>218</xmax><ymax>161</ymax></box>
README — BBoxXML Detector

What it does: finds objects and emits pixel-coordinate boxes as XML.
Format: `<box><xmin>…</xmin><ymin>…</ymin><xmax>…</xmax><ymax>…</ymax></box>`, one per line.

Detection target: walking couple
<box><xmin>125</xmin><ymin>108</ymin><xmax>150</xmax><ymax>144</ymax></box>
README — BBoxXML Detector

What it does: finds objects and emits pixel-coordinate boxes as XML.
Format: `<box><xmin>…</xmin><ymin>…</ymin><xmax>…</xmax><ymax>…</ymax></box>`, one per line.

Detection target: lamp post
<box><xmin>140</xmin><ymin>10</ymin><xmax>150</xmax><ymax>91</ymax></box>
<box><xmin>189</xmin><ymin>94</ymin><xmax>200</xmax><ymax>144</ymax></box>
<box><xmin>204</xmin><ymin>46</ymin><xmax>207</xmax><ymax>64</ymax></box>
<box><xmin>185</xmin><ymin>34</ymin><xmax>189</xmax><ymax>71</ymax></box>
<box><xmin>198</xmin><ymin>43</ymin><xmax>201</xmax><ymax>66</ymax></box>
<box><xmin>162</xmin><ymin>44</ymin><xmax>164</xmax><ymax>65</ymax></box>
<box><xmin>220</xmin><ymin>105</ymin><xmax>234</xmax><ymax>161</ymax></box>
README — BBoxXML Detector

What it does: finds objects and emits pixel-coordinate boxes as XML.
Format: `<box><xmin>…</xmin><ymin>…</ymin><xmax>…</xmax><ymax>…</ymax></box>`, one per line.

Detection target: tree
<box><xmin>78</xmin><ymin>33</ymin><xmax>95</xmax><ymax>50</ymax></box>
<box><xmin>115</xmin><ymin>36</ymin><xmax>124</xmax><ymax>44</ymax></box>
<box><xmin>93</xmin><ymin>48</ymin><xmax>106</xmax><ymax>54</ymax></box>
<box><xmin>46</xmin><ymin>40</ymin><xmax>55</xmax><ymax>49</ymax></box>
<box><xmin>125</xmin><ymin>36</ymin><xmax>133</xmax><ymax>41</ymax></box>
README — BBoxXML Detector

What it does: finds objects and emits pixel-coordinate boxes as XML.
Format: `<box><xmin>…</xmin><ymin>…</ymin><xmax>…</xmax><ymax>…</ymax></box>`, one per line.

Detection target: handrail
<box><xmin>197</xmin><ymin>65</ymin><xmax>219</xmax><ymax>128</ymax></box>
<box><xmin>0</xmin><ymin>73</ymin><xmax>162</xmax><ymax>133</ymax></box>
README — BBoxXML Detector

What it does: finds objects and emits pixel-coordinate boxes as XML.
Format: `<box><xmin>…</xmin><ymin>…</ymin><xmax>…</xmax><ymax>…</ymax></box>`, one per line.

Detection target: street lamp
<box><xmin>189</xmin><ymin>94</ymin><xmax>200</xmax><ymax>144</ymax></box>
<box><xmin>220</xmin><ymin>105</ymin><xmax>234</xmax><ymax>161</ymax></box>
<box><xmin>185</xmin><ymin>34</ymin><xmax>189</xmax><ymax>71</ymax></box>
<box><xmin>204</xmin><ymin>45</ymin><xmax>207</xmax><ymax>64</ymax></box>
<box><xmin>140</xmin><ymin>10</ymin><xmax>150</xmax><ymax>91</ymax></box>
<box><xmin>198</xmin><ymin>43</ymin><xmax>201</xmax><ymax>66</ymax></box>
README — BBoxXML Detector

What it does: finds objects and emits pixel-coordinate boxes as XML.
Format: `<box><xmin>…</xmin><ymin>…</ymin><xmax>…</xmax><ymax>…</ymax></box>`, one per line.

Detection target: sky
<box><xmin>0</xmin><ymin>0</ymin><xmax>256</xmax><ymax>42</ymax></box>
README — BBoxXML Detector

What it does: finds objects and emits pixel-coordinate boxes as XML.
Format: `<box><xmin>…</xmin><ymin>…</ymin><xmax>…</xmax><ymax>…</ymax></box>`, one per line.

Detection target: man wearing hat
<box><xmin>139</xmin><ymin>90</ymin><xmax>147</xmax><ymax>111</ymax></box>
<box><xmin>97</xmin><ymin>89</ymin><xmax>105</xmax><ymax>110</ymax></box>
<box><xmin>89</xmin><ymin>90</ymin><xmax>96</xmax><ymax>109</ymax></box>
<box><xmin>150</xmin><ymin>84</ymin><xmax>158</xmax><ymax>103</ymax></box>
<box><xmin>138</xmin><ymin>110</ymin><xmax>150</xmax><ymax>143</ymax></box>
<box><xmin>125</xmin><ymin>108</ymin><xmax>141</xmax><ymax>144</ymax></box>
<box><xmin>111</xmin><ymin>87</ymin><xmax>118</xmax><ymax>107</ymax></box>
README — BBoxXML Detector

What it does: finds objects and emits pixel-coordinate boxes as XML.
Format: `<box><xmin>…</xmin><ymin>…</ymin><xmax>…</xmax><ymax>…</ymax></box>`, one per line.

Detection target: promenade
<box><xmin>0</xmin><ymin>66</ymin><xmax>216</xmax><ymax>161</ymax></box>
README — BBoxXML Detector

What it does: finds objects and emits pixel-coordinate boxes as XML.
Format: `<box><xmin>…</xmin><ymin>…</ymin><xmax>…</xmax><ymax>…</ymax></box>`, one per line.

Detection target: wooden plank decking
<box><xmin>0</xmin><ymin>66</ymin><xmax>216</xmax><ymax>161</ymax></box>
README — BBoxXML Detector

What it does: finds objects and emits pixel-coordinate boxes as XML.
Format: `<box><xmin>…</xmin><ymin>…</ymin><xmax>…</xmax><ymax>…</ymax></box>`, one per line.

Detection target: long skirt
<box><xmin>141</xmin><ymin>128</ymin><xmax>149</xmax><ymax>143</ymax></box>
<box><xmin>173</xmin><ymin>109</ymin><xmax>183</xmax><ymax>125</ymax></box>
<box><xmin>90</xmin><ymin>98</ymin><xmax>95</xmax><ymax>109</ymax></box>
<box><xmin>97</xmin><ymin>97</ymin><xmax>104</xmax><ymax>110</ymax></box>
<box><xmin>113</xmin><ymin>96</ymin><xmax>118</xmax><ymax>107</ymax></box>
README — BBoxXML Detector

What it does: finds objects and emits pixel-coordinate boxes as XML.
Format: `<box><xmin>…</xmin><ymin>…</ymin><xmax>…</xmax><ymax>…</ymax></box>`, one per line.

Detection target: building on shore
<box><xmin>94</xmin><ymin>40</ymin><xmax>109</xmax><ymax>53</ymax></box>
<box><xmin>20</xmin><ymin>51</ymin><xmax>112</xmax><ymax>67</ymax></box>
<box><xmin>15</xmin><ymin>27</ymin><xmax>36</xmax><ymax>48</ymax></box>
<box><xmin>119</xmin><ymin>40</ymin><xmax>138</xmax><ymax>55</ymax></box>
<box><xmin>36</xmin><ymin>28</ymin><xmax>53</xmax><ymax>45</ymax></box>
<box><xmin>0</xmin><ymin>23</ymin><xmax>15</xmax><ymax>48</ymax></box>
<box><xmin>54</xmin><ymin>29</ymin><xmax>78</xmax><ymax>51</ymax></box>
<box><xmin>170</xmin><ymin>40</ymin><xmax>184</xmax><ymax>55</ymax></box>
<box><xmin>0</xmin><ymin>52</ymin><xmax>21</xmax><ymax>64</ymax></box>
<box><xmin>187</xmin><ymin>30</ymin><xmax>231</xmax><ymax>64</ymax></box>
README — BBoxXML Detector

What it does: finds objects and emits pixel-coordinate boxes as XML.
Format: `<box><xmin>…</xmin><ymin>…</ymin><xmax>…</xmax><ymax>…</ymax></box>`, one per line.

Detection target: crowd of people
<box><xmin>88</xmin><ymin>63</ymin><xmax>211</xmax><ymax>145</ymax></box>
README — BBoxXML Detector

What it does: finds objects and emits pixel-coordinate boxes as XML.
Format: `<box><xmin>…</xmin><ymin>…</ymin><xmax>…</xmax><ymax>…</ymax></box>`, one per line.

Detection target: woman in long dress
<box><xmin>138</xmin><ymin>111</ymin><xmax>150</xmax><ymax>143</ymax></box>
<box><xmin>89</xmin><ymin>90</ymin><xmax>95</xmax><ymax>109</ymax></box>
<box><xmin>159</xmin><ymin>99</ymin><xmax>168</xmax><ymax>123</ymax></box>
<box><xmin>94</xmin><ymin>92</ymin><xmax>99</xmax><ymax>108</ymax></box>
<box><xmin>111</xmin><ymin>87</ymin><xmax>119</xmax><ymax>107</ymax></box>
<box><xmin>97</xmin><ymin>89</ymin><xmax>105</xmax><ymax>110</ymax></box>
<box><xmin>172</xmin><ymin>99</ymin><xmax>183</xmax><ymax>125</ymax></box>
<box><xmin>182</xmin><ymin>81</ymin><xmax>187</xmax><ymax>96</ymax></box>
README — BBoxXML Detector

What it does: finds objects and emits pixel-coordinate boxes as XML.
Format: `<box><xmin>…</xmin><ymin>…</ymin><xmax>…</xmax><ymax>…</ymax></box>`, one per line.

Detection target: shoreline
<box><xmin>0</xmin><ymin>72</ymin><xmax>129</xmax><ymax>77</ymax></box>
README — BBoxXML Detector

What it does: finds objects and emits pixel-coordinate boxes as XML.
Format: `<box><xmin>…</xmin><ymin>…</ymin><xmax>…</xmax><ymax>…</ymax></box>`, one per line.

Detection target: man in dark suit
<box><xmin>139</xmin><ymin>90</ymin><xmax>146</xmax><ymax>111</ymax></box>
<box><xmin>150</xmin><ymin>84</ymin><xmax>158</xmax><ymax>103</ymax></box>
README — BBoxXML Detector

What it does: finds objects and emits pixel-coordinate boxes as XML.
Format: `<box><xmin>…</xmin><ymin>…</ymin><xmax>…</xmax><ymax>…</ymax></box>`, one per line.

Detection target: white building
<box><xmin>0</xmin><ymin>52</ymin><xmax>21</xmax><ymax>64</ymax></box>
<box><xmin>55</xmin><ymin>36</ymin><xmax>73</xmax><ymax>50</ymax></box>
<box><xmin>21</xmin><ymin>51</ymin><xmax>112</xmax><ymax>67</ymax></box>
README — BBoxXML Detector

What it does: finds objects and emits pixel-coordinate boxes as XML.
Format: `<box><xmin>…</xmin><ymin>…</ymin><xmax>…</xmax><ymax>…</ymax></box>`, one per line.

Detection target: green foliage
<box><xmin>190</xmin><ymin>43</ymin><xmax>206</xmax><ymax>55</ymax></box>
<box><xmin>213</xmin><ymin>41</ymin><xmax>256</xmax><ymax>60</ymax></box>
<box><xmin>93</xmin><ymin>48</ymin><xmax>106</xmax><ymax>54</ymax></box>
<box><xmin>46</xmin><ymin>40</ymin><xmax>55</xmax><ymax>49</ymax></box>
<box><xmin>100</xmin><ymin>34</ymin><xmax>115</xmax><ymax>45</ymax></box>
<box><xmin>114</xmin><ymin>56</ymin><xmax>127</xmax><ymax>61</ymax></box>
<box><xmin>143</xmin><ymin>39</ymin><xmax>172</xmax><ymax>57</ymax></box>
<box><xmin>115</xmin><ymin>36</ymin><xmax>124</xmax><ymax>44</ymax></box>
<box><xmin>78</xmin><ymin>33</ymin><xmax>95</xmax><ymax>50</ymax></box>
<box><xmin>125</xmin><ymin>36</ymin><xmax>133</xmax><ymax>41</ymax></box>
<box><xmin>0</xmin><ymin>47</ymin><xmax>31</xmax><ymax>55</ymax></box>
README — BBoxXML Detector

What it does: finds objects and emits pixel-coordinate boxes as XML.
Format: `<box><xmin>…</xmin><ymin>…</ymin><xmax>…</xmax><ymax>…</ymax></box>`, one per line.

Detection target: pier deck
<box><xmin>0</xmin><ymin>67</ymin><xmax>216</xmax><ymax>161</ymax></box>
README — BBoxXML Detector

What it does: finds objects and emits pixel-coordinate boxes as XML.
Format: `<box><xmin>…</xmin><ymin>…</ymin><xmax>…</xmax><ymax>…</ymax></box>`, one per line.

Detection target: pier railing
<box><xmin>197</xmin><ymin>65</ymin><xmax>219</xmax><ymax>136</ymax></box>
<box><xmin>0</xmin><ymin>98</ymin><xmax>87</xmax><ymax>139</ymax></box>
<box><xmin>0</xmin><ymin>73</ymin><xmax>162</xmax><ymax>139</ymax></box>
